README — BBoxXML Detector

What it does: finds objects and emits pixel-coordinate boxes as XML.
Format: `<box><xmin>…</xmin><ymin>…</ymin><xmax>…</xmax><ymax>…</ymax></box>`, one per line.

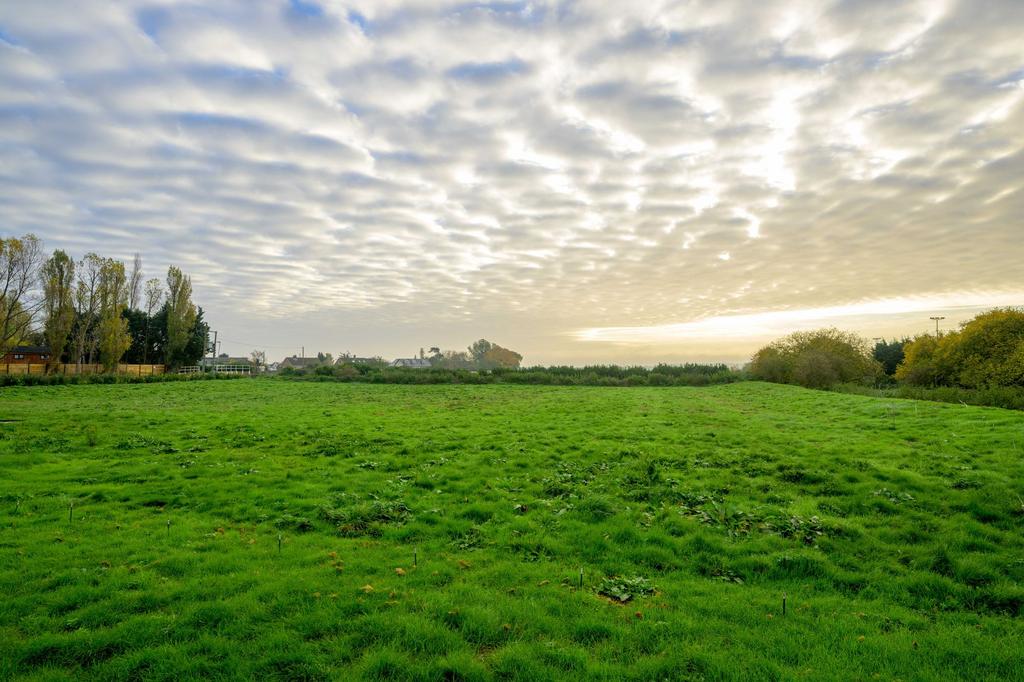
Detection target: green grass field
<box><xmin>2</xmin><ymin>381</ymin><xmax>1023</xmax><ymax>681</ymax></box>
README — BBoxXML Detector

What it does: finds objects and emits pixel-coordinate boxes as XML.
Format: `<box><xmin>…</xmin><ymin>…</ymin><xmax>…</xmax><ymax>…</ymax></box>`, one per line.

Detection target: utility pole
<box><xmin>929</xmin><ymin>316</ymin><xmax>945</xmax><ymax>335</ymax></box>
<box><xmin>301</xmin><ymin>346</ymin><xmax>304</xmax><ymax>359</ymax></box>
<box><xmin>206</xmin><ymin>330</ymin><xmax>217</xmax><ymax>369</ymax></box>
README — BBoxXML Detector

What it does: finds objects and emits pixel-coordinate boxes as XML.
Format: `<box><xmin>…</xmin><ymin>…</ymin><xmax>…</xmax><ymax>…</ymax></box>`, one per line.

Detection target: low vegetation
<box><xmin>0</xmin><ymin>371</ymin><xmax>247</xmax><ymax>388</ymax></box>
<box><xmin>2</xmin><ymin>380</ymin><xmax>1023</xmax><ymax>679</ymax></box>
<box><xmin>283</xmin><ymin>362</ymin><xmax>744</xmax><ymax>387</ymax></box>
<box><xmin>750</xmin><ymin>308</ymin><xmax>1024</xmax><ymax>410</ymax></box>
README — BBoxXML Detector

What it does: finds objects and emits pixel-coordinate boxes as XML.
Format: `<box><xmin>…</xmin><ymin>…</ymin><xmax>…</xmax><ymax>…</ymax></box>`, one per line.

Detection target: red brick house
<box><xmin>1</xmin><ymin>345</ymin><xmax>51</xmax><ymax>363</ymax></box>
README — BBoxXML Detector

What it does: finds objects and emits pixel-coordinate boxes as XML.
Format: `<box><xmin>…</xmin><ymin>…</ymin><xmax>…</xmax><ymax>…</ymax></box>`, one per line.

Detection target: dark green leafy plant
<box><xmin>596</xmin><ymin>576</ymin><xmax>656</xmax><ymax>603</ymax></box>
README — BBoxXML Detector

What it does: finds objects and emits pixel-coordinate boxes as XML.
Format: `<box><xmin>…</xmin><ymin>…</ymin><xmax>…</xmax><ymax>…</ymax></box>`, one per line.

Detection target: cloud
<box><xmin>0</xmin><ymin>0</ymin><xmax>1021</xmax><ymax>363</ymax></box>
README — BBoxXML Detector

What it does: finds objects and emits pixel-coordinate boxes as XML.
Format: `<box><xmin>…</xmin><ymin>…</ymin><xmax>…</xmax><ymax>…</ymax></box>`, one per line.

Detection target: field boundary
<box><xmin>0</xmin><ymin>363</ymin><xmax>165</xmax><ymax>377</ymax></box>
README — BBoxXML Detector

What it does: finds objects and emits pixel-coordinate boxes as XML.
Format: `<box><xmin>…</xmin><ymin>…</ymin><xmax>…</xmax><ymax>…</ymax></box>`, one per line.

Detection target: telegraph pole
<box><xmin>929</xmin><ymin>316</ymin><xmax>945</xmax><ymax>335</ymax></box>
<box><xmin>206</xmin><ymin>330</ymin><xmax>218</xmax><ymax>370</ymax></box>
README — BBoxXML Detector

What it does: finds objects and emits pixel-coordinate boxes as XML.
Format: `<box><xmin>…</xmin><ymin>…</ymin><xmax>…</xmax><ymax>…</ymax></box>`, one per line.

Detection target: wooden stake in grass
<box><xmin>414</xmin><ymin>549</ymin><xmax>417</xmax><ymax>568</ymax></box>
<box><xmin>782</xmin><ymin>592</ymin><xmax>787</xmax><ymax>616</ymax></box>
<box><xmin>579</xmin><ymin>567</ymin><xmax>584</xmax><ymax>590</ymax></box>
<box><xmin>68</xmin><ymin>501</ymin><xmax>73</xmax><ymax>524</ymax></box>
<box><xmin>166</xmin><ymin>518</ymin><xmax>171</xmax><ymax>536</ymax></box>
<box><xmin>277</xmin><ymin>533</ymin><xmax>282</xmax><ymax>554</ymax></box>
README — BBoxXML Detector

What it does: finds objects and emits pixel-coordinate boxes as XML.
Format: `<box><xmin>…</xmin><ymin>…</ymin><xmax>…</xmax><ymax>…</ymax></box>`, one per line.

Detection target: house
<box><xmin>202</xmin><ymin>354</ymin><xmax>252</xmax><ymax>368</ymax></box>
<box><xmin>1</xmin><ymin>345</ymin><xmax>51</xmax><ymax>364</ymax></box>
<box><xmin>390</xmin><ymin>358</ymin><xmax>433</xmax><ymax>369</ymax></box>
<box><xmin>279</xmin><ymin>356</ymin><xmax>323</xmax><ymax>370</ymax></box>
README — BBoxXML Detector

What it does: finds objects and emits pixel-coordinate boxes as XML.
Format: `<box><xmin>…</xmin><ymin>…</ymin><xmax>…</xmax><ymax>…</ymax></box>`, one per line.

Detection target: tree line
<box><xmin>420</xmin><ymin>339</ymin><xmax>524</xmax><ymax>369</ymax></box>
<box><xmin>748</xmin><ymin>307</ymin><xmax>1024</xmax><ymax>406</ymax></box>
<box><xmin>283</xmin><ymin>360</ymin><xmax>742</xmax><ymax>386</ymax></box>
<box><xmin>1</xmin><ymin>234</ymin><xmax>207</xmax><ymax>371</ymax></box>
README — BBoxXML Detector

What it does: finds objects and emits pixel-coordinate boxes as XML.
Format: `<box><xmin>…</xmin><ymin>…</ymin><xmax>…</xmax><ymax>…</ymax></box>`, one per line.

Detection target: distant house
<box><xmin>390</xmin><ymin>358</ymin><xmax>432</xmax><ymax>369</ymax></box>
<box><xmin>2</xmin><ymin>345</ymin><xmax>51</xmax><ymax>364</ymax></box>
<box><xmin>279</xmin><ymin>356</ymin><xmax>322</xmax><ymax>370</ymax></box>
<box><xmin>202</xmin><ymin>354</ymin><xmax>252</xmax><ymax>368</ymax></box>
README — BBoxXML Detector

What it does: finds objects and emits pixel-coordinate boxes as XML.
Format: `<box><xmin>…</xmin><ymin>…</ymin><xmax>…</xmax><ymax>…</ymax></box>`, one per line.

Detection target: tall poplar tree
<box><xmin>40</xmin><ymin>250</ymin><xmax>76</xmax><ymax>371</ymax></box>
<box><xmin>143</xmin><ymin>278</ymin><xmax>163</xmax><ymax>364</ymax></box>
<box><xmin>72</xmin><ymin>253</ymin><xmax>104</xmax><ymax>368</ymax></box>
<box><xmin>165</xmin><ymin>266</ymin><xmax>197</xmax><ymax>368</ymax></box>
<box><xmin>97</xmin><ymin>258</ymin><xmax>131</xmax><ymax>371</ymax></box>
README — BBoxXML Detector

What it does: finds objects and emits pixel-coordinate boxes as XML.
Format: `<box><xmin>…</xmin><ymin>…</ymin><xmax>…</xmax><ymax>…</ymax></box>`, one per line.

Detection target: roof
<box><xmin>6</xmin><ymin>346</ymin><xmax>50</xmax><ymax>354</ymax></box>
<box><xmin>390</xmin><ymin>358</ymin><xmax>432</xmax><ymax>368</ymax></box>
<box><xmin>280</xmin><ymin>356</ymin><xmax>321</xmax><ymax>366</ymax></box>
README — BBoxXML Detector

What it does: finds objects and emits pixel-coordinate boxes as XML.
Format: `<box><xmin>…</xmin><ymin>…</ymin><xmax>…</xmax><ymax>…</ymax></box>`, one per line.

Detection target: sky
<box><xmin>1</xmin><ymin>0</ymin><xmax>1022</xmax><ymax>365</ymax></box>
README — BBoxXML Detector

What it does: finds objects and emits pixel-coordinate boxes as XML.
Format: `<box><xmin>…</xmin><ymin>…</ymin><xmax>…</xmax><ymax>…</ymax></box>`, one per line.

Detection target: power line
<box><xmin>216</xmin><ymin>337</ymin><xmax>303</xmax><ymax>351</ymax></box>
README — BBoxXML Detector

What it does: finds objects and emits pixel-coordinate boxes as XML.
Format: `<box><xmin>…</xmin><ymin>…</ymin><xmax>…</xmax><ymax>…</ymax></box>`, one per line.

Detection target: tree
<box><xmin>467</xmin><ymin>339</ymin><xmax>495</xmax><ymax>364</ymax></box>
<box><xmin>250</xmin><ymin>350</ymin><xmax>266</xmax><ymax>370</ymax></box>
<box><xmin>142</xmin><ymin>278</ymin><xmax>163</xmax><ymax>363</ymax></box>
<box><xmin>873</xmin><ymin>338</ymin><xmax>908</xmax><ymax>376</ymax></box>
<box><xmin>746</xmin><ymin>346</ymin><xmax>788</xmax><ymax>383</ymax></box>
<box><xmin>897</xmin><ymin>308</ymin><xmax>1024</xmax><ymax>388</ymax></box>
<box><xmin>122</xmin><ymin>308</ymin><xmax>152</xmax><ymax>364</ymax></box>
<box><xmin>894</xmin><ymin>334</ymin><xmax>948</xmax><ymax>386</ymax></box>
<box><xmin>97</xmin><ymin>258</ymin><xmax>131</xmax><ymax>371</ymax></box>
<box><xmin>165</xmin><ymin>266</ymin><xmax>197</xmax><ymax>368</ymax></box>
<box><xmin>791</xmin><ymin>349</ymin><xmax>840</xmax><ymax>389</ymax></box>
<box><xmin>154</xmin><ymin>301</ymin><xmax>207</xmax><ymax>368</ymax></box>
<box><xmin>128</xmin><ymin>253</ymin><xmax>143</xmax><ymax>311</ymax></box>
<box><xmin>71</xmin><ymin>253</ymin><xmax>104</xmax><ymax>367</ymax></box>
<box><xmin>943</xmin><ymin>308</ymin><xmax>1024</xmax><ymax>387</ymax></box>
<box><xmin>0</xmin><ymin>234</ymin><xmax>43</xmax><ymax>356</ymax></box>
<box><xmin>750</xmin><ymin>328</ymin><xmax>882</xmax><ymax>388</ymax></box>
<box><xmin>40</xmin><ymin>250</ymin><xmax>76</xmax><ymax>372</ymax></box>
<box><xmin>432</xmin><ymin>350</ymin><xmax>473</xmax><ymax>369</ymax></box>
<box><xmin>483</xmin><ymin>345</ymin><xmax>523</xmax><ymax>368</ymax></box>
<box><xmin>182</xmin><ymin>307</ymin><xmax>209</xmax><ymax>367</ymax></box>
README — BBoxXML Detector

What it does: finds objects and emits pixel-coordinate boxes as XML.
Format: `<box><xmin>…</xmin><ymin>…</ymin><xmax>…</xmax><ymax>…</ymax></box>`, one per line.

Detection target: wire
<box><xmin>216</xmin><ymin>337</ymin><xmax>301</xmax><ymax>351</ymax></box>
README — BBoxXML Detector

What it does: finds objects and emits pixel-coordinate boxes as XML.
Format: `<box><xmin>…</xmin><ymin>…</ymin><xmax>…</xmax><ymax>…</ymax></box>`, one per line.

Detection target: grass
<box><xmin>1</xmin><ymin>380</ymin><xmax>1023</xmax><ymax>680</ymax></box>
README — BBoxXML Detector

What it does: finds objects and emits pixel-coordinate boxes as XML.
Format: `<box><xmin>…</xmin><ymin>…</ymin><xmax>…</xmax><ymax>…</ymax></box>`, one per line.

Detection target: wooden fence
<box><xmin>0</xmin><ymin>363</ymin><xmax>165</xmax><ymax>377</ymax></box>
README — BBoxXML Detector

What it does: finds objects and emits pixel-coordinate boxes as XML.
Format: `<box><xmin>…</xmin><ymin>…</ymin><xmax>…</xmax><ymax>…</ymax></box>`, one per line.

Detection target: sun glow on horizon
<box><xmin>573</xmin><ymin>290</ymin><xmax>1024</xmax><ymax>345</ymax></box>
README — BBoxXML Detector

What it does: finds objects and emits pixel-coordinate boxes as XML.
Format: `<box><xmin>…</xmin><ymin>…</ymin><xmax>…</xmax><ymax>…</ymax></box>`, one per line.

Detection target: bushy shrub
<box><xmin>897</xmin><ymin>308</ymin><xmax>1024</xmax><ymax>388</ymax></box>
<box><xmin>750</xmin><ymin>328</ymin><xmax>881</xmax><ymax>388</ymax></box>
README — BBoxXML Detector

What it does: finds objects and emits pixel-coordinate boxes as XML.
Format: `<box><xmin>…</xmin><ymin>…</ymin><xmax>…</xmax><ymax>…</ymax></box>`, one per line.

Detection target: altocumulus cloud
<box><xmin>0</xmin><ymin>0</ymin><xmax>1022</xmax><ymax>363</ymax></box>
